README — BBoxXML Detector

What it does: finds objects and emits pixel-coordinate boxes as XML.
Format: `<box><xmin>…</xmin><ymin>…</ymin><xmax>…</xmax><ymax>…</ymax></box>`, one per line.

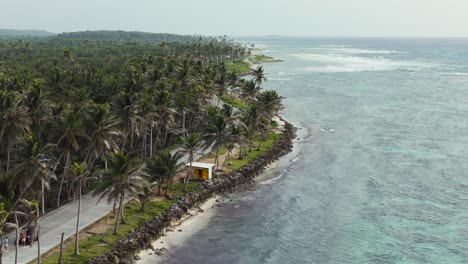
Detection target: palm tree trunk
<box><xmin>6</xmin><ymin>134</ymin><xmax>11</xmax><ymax>173</ymax></box>
<box><xmin>221</xmin><ymin>150</ymin><xmax>231</xmax><ymax>170</ymax></box>
<box><xmin>163</xmin><ymin>127</ymin><xmax>169</xmax><ymax>148</ymax></box>
<box><xmin>257</xmin><ymin>140</ymin><xmax>263</xmax><ymax>151</ymax></box>
<box><xmin>119</xmin><ymin>193</ymin><xmax>127</xmax><ymax>224</ymax></box>
<box><xmin>57</xmin><ymin>150</ymin><xmax>70</xmax><ymax>208</ymax></box>
<box><xmin>15</xmin><ymin>212</ymin><xmax>19</xmax><ymax>264</ymax></box>
<box><xmin>74</xmin><ymin>185</ymin><xmax>81</xmax><ymax>256</ymax></box>
<box><xmin>112</xmin><ymin>197</ymin><xmax>117</xmax><ymax>218</ymax></box>
<box><xmin>150</xmin><ymin>126</ymin><xmax>153</xmax><ymax>157</ymax></box>
<box><xmin>0</xmin><ymin>239</ymin><xmax>3</xmax><ymax>264</ymax></box>
<box><xmin>113</xmin><ymin>194</ymin><xmax>123</xmax><ymax>235</ymax></box>
<box><xmin>157</xmin><ymin>178</ymin><xmax>162</xmax><ymax>196</ymax></box>
<box><xmin>183</xmin><ymin>159</ymin><xmax>193</xmax><ymax>192</ymax></box>
<box><xmin>58</xmin><ymin>233</ymin><xmax>64</xmax><ymax>264</ymax></box>
<box><xmin>37</xmin><ymin>222</ymin><xmax>41</xmax><ymax>264</ymax></box>
<box><xmin>215</xmin><ymin>147</ymin><xmax>220</xmax><ymax>170</ymax></box>
<box><xmin>165</xmin><ymin>177</ymin><xmax>171</xmax><ymax>196</ymax></box>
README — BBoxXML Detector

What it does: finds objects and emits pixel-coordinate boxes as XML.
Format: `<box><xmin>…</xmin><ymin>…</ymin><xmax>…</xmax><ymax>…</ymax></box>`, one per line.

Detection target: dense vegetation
<box><xmin>0</xmin><ymin>29</ymin><xmax>55</xmax><ymax>37</ymax></box>
<box><xmin>0</xmin><ymin>31</ymin><xmax>283</xmax><ymax>263</ymax></box>
<box><xmin>57</xmin><ymin>30</ymin><xmax>196</xmax><ymax>43</ymax></box>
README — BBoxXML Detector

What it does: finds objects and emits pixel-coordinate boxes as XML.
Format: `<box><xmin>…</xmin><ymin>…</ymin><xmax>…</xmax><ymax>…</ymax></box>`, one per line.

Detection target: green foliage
<box><xmin>57</xmin><ymin>30</ymin><xmax>196</xmax><ymax>44</ymax></box>
<box><xmin>221</xmin><ymin>94</ymin><xmax>250</xmax><ymax>109</ymax></box>
<box><xmin>0</xmin><ymin>29</ymin><xmax>54</xmax><ymax>37</ymax></box>
<box><xmin>226</xmin><ymin>60</ymin><xmax>251</xmax><ymax>74</ymax></box>
<box><xmin>227</xmin><ymin>132</ymin><xmax>279</xmax><ymax>171</ymax></box>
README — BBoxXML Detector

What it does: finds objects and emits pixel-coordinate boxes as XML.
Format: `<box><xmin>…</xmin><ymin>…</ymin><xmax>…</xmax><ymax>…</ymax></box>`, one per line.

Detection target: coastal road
<box><xmin>1</xmin><ymin>143</ymin><xmax>214</xmax><ymax>264</ymax></box>
<box><xmin>2</xmin><ymin>193</ymin><xmax>114</xmax><ymax>264</ymax></box>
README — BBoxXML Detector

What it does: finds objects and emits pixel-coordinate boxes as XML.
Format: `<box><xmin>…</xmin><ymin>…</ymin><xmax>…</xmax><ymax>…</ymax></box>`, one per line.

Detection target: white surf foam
<box><xmin>297</xmin><ymin>53</ymin><xmax>436</xmax><ymax>73</ymax></box>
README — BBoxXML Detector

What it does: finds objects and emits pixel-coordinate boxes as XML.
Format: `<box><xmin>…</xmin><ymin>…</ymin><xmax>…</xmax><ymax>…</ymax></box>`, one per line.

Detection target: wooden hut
<box><xmin>186</xmin><ymin>162</ymin><xmax>215</xmax><ymax>181</ymax></box>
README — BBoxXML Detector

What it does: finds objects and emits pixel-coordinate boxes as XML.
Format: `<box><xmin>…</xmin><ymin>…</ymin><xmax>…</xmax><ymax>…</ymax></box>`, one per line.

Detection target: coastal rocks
<box><xmin>88</xmin><ymin>122</ymin><xmax>296</xmax><ymax>264</ymax></box>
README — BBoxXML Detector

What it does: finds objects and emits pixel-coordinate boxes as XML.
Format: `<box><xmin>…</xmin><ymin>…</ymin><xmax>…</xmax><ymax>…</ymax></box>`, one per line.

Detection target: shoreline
<box><xmin>136</xmin><ymin>157</ymin><xmax>285</xmax><ymax>263</ymax></box>
<box><xmin>136</xmin><ymin>196</ymin><xmax>219</xmax><ymax>263</ymax></box>
<box><xmin>88</xmin><ymin>121</ymin><xmax>296</xmax><ymax>264</ymax></box>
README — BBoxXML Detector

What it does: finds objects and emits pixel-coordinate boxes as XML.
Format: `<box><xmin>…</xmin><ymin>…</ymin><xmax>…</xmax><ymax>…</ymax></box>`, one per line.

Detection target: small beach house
<box><xmin>186</xmin><ymin>162</ymin><xmax>215</xmax><ymax>181</ymax></box>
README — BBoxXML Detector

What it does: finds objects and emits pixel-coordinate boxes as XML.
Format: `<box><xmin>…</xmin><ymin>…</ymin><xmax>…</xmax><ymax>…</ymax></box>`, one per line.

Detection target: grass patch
<box><xmin>226</xmin><ymin>60</ymin><xmax>251</xmax><ymax>74</ymax></box>
<box><xmin>221</xmin><ymin>95</ymin><xmax>249</xmax><ymax>110</ymax></box>
<box><xmin>249</xmin><ymin>54</ymin><xmax>282</xmax><ymax>63</ymax></box>
<box><xmin>41</xmin><ymin>199</ymin><xmax>172</xmax><ymax>264</ymax></box>
<box><xmin>227</xmin><ymin>132</ymin><xmax>279</xmax><ymax>171</ymax></box>
<box><xmin>169</xmin><ymin>182</ymin><xmax>199</xmax><ymax>198</ymax></box>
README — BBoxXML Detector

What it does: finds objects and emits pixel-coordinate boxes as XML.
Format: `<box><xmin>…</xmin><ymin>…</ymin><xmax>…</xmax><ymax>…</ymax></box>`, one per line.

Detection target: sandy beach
<box><xmin>136</xmin><ymin>196</ymin><xmax>219</xmax><ymax>263</ymax></box>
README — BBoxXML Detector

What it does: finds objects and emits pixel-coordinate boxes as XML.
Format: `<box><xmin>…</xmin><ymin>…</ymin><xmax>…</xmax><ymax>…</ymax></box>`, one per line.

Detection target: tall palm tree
<box><xmin>56</xmin><ymin>106</ymin><xmax>86</xmax><ymax>207</ymax></box>
<box><xmin>85</xmin><ymin>103</ymin><xmax>122</xmax><ymax>169</ymax></box>
<box><xmin>94</xmin><ymin>152</ymin><xmax>147</xmax><ymax>235</ymax></box>
<box><xmin>256</xmin><ymin>90</ymin><xmax>284</xmax><ymax>121</ymax></box>
<box><xmin>14</xmin><ymin>133</ymin><xmax>56</xmax><ymax>215</ymax></box>
<box><xmin>68</xmin><ymin>162</ymin><xmax>90</xmax><ymax>256</ymax></box>
<box><xmin>180</xmin><ymin>134</ymin><xmax>205</xmax><ymax>192</ymax></box>
<box><xmin>252</xmin><ymin>66</ymin><xmax>267</xmax><ymax>87</ymax></box>
<box><xmin>240</xmin><ymin>80</ymin><xmax>260</xmax><ymax>102</ymax></box>
<box><xmin>0</xmin><ymin>90</ymin><xmax>32</xmax><ymax>172</ymax></box>
<box><xmin>23</xmin><ymin>79</ymin><xmax>53</xmax><ymax>140</ymax></box>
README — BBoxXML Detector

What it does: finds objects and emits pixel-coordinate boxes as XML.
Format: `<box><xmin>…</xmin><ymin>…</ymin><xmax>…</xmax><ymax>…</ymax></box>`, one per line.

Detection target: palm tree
<box><xmin>24</xmin><ymin>79</ymin><xmax>53</xmax><ymax>140</ymax></box>
<box><xmin>252</xmin><ymin>66</ymin><xmax>267</xmax><ymax>87</ymax></box>
<box><xmin>256</xmin><ymin>90</ymin><xmax>284</xmax><ymax>121</ymax></box>
<box><xmin>180</xmin><ymin>134</ymin><xmax>205</xmax><ymax>192</ymax></box>
<box><xmin>68</xmin><ymin>162</ymin><xmax>90</xmax><ymax>256</ymax></box>
<box><xmin>153</xmin><ymin>89</ymin><xmax>176</xmax><ymax>150</ymax></box>
<box><xmin>85</xmin><ymin>103</ymin><xmax>122</xmax><ymax>169</ymax></box>
<box><xmin>240</xmin><ymin>80</ymin><xmax>260</xmax><ymax>102</ymax></box>
<box><xmin>56</xmin><ymin>106</ymin><xmax>86</xmax><ymax>207</ymax></box>
<box><xmin>147</xmin><ymin>150</ymin><xmax>184</xmax><ymax>197</ymax></box>
<box><xmin>134</xmin><ymin>178</ymin><xmax>157</xmax><ymax>211</ymax></box>
<box><xmin>0</xmin><ymin>90</ymin><xmax>32</xmax><ymax>172</ymax></box>
<box><xmin>94</xmin><ymin>152</ymin><xmax>147</xmax><ymax>235</ymax></box>
<box><xmin>14</xmin><ymin>133</ymin><xmax>56</xmax><ymax>215</ymax></box>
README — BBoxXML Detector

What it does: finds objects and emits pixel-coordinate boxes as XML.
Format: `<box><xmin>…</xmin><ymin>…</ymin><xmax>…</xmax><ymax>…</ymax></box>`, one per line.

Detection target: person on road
<box><xmin>2</xmin><ymin>237</ymin><xmax>8</xmax><ymax>252</ymax></box>
<box><xmin>21</xmin><ymin>229</ymin><xmax>26</xmax><ymax>246</ymax></box>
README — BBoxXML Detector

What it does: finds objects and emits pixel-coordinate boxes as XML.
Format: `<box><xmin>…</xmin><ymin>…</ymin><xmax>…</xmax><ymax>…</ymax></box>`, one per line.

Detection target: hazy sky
<box><xmin>2</xmin><ymin>0</ymin><xmax>468</xmax><ymax>37</ymax></box>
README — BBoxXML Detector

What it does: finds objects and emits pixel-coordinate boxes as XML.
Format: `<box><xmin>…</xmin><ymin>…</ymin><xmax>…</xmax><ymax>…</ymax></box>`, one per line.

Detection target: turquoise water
<box><xmin>162</xmin><ymin>38</ymin><xmax>468</xmax><ymax>264</ymax></box>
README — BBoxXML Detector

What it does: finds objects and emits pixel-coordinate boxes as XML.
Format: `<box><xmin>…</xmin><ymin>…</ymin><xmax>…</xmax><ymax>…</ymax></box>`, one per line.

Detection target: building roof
<box><xmin>185</xmin><ymin>162</ymin><xmax>215</xmax><ymax>169</ymax></box>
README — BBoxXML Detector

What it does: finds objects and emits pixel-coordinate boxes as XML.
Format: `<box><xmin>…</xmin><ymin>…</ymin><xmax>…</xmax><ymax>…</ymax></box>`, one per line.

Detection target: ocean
<box><xmin>159</xmin><ymin>37</ymin><xmax>468</xmax><ymax>264</ymax></box>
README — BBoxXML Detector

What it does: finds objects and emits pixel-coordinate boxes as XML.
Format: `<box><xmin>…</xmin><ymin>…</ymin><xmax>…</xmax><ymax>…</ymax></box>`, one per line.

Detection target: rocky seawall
<box><xmin>88</xmin><ymin>122</ymin><xmax>297</xmax><ymax>264</ymax></box>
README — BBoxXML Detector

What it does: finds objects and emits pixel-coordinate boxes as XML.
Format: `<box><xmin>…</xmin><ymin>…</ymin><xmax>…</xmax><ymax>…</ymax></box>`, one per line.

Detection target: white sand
<box><xmin>136</xmin><ymin>196</ymin><xmax>219</xmax><ymax>263</ymax></box>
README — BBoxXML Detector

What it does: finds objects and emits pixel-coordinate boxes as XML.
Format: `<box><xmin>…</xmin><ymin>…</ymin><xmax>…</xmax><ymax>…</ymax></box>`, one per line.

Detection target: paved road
<box><xmin>2</xmin><ymin>193</ymin><xmax>114</xmax><ymax>264</ymax></box>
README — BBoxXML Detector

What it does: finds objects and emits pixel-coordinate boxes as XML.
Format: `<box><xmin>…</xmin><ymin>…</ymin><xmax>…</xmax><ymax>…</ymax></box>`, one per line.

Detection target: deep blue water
<box><xmin>162</xmin><ymin>38</ymin><xmax>468</xmax><ymax>264</ymax></box>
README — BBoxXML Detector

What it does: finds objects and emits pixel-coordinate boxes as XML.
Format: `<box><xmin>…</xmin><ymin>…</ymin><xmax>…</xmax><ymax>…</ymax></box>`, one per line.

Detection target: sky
<box><xmin>1</xmin><ymin>0</ymin><xmax>468</xmax><ymax>37</ymax></box>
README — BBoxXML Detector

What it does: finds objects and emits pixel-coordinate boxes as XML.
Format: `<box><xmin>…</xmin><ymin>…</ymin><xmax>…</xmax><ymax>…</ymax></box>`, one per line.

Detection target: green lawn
<box><xmin>227</xmin><ymin>132</ymin><xmax>279</xmax><ymax>171</ymax></box>
<box><xmin>221</xmin><ymin>94</ymin><xmax>250</xmax><ymax>110</ymax></box>
<box><xmin>249</xmin><ymin>54</ymin><xmax>282</xmax><ymax>63</ymax></box>
<box><xmin>226</xmin><ymin>60</ymin><xmax>251</xmax><ymax>74</ymax></box>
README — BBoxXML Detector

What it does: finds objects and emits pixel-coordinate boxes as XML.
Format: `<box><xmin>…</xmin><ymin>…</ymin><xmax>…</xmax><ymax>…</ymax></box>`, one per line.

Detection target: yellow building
<box><xmin>186</xmin><ymin>162</ymin><xmax>215</xmax><ymax>181</ymax></box>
